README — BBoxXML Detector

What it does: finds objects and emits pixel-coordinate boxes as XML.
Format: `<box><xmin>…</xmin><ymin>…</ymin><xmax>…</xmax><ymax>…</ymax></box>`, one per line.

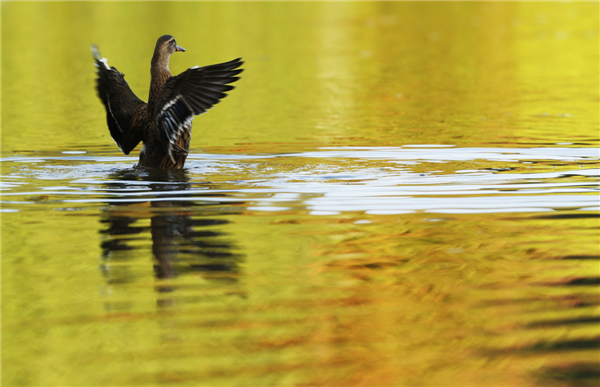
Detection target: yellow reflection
<box><xmin>2</xmin><ymin>2</ymin><xmax>597</xmax><ymax>153</ymax></box>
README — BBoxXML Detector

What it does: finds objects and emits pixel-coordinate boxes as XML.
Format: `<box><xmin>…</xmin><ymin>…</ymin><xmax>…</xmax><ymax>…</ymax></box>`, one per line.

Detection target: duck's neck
<box><xmin>148</xmin><ymin>52</ymin><xmax>172</xmax><ymax>115</ymax></box>
<box><xmin>151</xmin><ymin>50</ymin><xmax>171</xmax><ymax>75</ymax></box>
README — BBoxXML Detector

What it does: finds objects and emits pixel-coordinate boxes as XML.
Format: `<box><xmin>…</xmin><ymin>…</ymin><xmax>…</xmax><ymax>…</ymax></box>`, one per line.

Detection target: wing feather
<box><xmin>92</xmin><ymin>45</ymin><xmax>147</xmax><ymax>155</ymax></box>
<box><xmin>153</xmin><ymin>58</ymin><xmax>243</xmax><ymax>161</ymax></box>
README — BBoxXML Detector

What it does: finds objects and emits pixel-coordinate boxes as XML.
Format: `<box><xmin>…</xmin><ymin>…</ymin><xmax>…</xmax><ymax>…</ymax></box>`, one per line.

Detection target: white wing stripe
<box><xmin>105</xmin><ymin>95</ymin><xmax>124</xmax><ymax>133</ymax></box>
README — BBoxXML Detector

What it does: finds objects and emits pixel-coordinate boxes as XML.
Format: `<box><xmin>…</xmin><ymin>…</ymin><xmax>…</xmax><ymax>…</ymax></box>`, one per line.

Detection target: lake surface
<box><xmin>2</xmin><ymin>2</ymin><xmax>599</xmax><ymax>386</ymax></box>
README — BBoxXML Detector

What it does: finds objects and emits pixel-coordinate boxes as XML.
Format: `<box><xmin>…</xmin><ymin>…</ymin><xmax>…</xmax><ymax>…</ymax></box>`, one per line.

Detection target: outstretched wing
<box><xmin>92</xmin><ymin>45</ymin><xmax>148</xmax><ymax>155</ymax></box>
<box><xmin>153</xmin><ymin>58</ymin><xmax>243</xmax><ymax>162</ymax></box>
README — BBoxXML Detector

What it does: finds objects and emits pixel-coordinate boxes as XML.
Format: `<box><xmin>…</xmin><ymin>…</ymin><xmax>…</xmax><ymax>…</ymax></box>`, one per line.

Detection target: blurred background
<box><xmin>2</xmin><ymin>1</ymin><xmax>598</xmax><ymax>153</ymax></box>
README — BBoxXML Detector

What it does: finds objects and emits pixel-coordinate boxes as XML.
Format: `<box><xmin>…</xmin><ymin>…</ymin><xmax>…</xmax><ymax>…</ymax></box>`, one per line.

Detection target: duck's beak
<box><xmin>176</xmin><ymin>45</ymin><xmax>186</xmax><ymax>52</ymax></box>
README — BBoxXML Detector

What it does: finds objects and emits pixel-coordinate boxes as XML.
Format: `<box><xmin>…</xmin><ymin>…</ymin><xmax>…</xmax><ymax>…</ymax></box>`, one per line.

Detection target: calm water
<box><xmin>2</xmin><ymin>2</ymin><xmax>599</xmax><ymax>387</ymax></box>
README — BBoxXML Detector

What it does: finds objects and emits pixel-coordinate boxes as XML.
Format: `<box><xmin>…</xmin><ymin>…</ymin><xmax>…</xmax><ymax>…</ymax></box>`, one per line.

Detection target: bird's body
<box><xmin>92</xmin><ymin>35</ymin><xmax>243</xmax><ymax>169</ymax></box>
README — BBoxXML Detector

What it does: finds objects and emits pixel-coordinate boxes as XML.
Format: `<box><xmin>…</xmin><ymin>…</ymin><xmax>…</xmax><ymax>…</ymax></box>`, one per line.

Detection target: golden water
<box><xmin>2</xmin><ymin>2</ymin><xmax>599</xmax><ymax>386</ymax></box>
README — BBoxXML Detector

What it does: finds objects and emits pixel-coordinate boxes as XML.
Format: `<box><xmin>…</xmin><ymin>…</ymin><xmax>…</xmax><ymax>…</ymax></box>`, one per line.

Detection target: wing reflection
<box><xmin>99</xmin><ymin>168</ymin><xmax>244</xmax><ymax>303</ymax></box>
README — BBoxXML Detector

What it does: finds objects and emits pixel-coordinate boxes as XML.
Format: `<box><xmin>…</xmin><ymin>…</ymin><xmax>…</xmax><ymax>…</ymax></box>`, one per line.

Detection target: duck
<box><xmin>92</xmin><ymin>35</ymin><xmax>243</xmax><ymax>169</ymax></box>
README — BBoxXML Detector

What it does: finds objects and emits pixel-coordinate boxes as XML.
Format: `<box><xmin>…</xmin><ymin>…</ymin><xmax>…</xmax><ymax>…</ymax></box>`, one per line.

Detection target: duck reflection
<box><xmin>99</xmin><ymin>168</ymin><xmax>244</xmax><ymax>306</ymax></box>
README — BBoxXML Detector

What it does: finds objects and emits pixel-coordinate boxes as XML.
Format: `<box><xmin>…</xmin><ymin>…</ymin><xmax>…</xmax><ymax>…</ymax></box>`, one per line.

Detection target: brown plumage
<box><xmin>92</xmin><ymin>35</ymin><xmax>243</xmax><ymax>169</ymax></box>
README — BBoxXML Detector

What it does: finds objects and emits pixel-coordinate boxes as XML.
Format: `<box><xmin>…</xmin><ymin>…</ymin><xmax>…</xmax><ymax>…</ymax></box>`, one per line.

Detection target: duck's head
<box><xmin>155</xmin><ymin>35</ymin><xmax>185</xmax><ymax>56</ymax></box>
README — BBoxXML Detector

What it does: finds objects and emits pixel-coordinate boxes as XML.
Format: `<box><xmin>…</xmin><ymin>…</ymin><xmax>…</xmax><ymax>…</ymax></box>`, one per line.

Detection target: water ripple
<box><xmin>1</xmin><ymin>147</ymin><xmax>598</xmax><ymax>215</ymax></box>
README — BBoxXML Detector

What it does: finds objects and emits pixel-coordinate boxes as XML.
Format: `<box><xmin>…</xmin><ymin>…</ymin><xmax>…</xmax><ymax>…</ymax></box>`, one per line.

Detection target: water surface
<box><xmin>2</xmin><ymin>2</ymin><xmax>599</xmax><ymax>386</ymax></box>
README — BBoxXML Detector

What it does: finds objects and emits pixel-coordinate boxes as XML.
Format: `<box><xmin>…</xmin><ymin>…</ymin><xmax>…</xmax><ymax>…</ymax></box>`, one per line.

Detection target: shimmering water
<box><xmin>2</xmin><ymin>2</ymin><xmax>599</xmax><ymax>387</ymax></box>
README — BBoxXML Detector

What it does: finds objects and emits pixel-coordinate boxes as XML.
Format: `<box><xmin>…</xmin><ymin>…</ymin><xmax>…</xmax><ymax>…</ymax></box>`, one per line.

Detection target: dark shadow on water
<box><xmin>559</xmin><ymin>255</ymin><xmax>600</xmax><ymax>261</ymax></box>
<box><xmin>486</xmin><ymin>337</ymin><xmax>600</xmax><ymax>355</ymax></box>
<box><xmin>534</xmin><ymin>362</ymin><xmax>600</xmax><ymax>387</ymax></box>
<box><xmin>526</xmin><ymin>316</ymin><xmax>600</xmax><ymax>328</ymax></box>
<box><xmin>98</xmin><ymin>168</ymin><xmax>245</xmax><ymax>307</ymax></box>
<box><xmin>538</xmin><ymin>277</ymin><xmax>600</xmax><ymax>287</ymax></box>
<box><xmin>479</xmin><ymin>249</ymin><xmax>600</xmax><ymax>383</ymax></box>
<box><xmin>529</xmin><ymin>213</ymin><xmax>600</xmax><ymax>220</ymax></box>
